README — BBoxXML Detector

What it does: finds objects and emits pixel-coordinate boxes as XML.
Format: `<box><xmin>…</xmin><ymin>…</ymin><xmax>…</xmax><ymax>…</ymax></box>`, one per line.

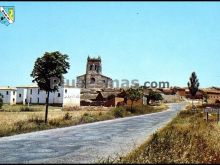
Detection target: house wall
<box><xmin>16</xmin><ymin>87</ymin><xmax>80</xmax><ymax>106</ymax></box>
<box><xmin>48</xmin><ymin>88</ymin><xmax>63</xmax><ymax>104</ymax></box>
<box><xmin>104</xmin><ymin>97</ymin><xmax>124</xmax><ymax>107</ymax></box>
<box><xmin>126</xmin><ymin>99</ymin><xmax>143</xmax><ymax>106</ymax></box>
<box><xmin>176</xmin><ymin>90</ymin><xmax>186</xmax><ymax>97</ymax></box>
<box><xmin>161</xmin><ymin>94</ymin><xmax>181</xmax><ymax>103</ymax></box>
<box><xmin>26</xmin><ymin>87</ymin><xmax>46</xmax><ymax>104</ymax></box>
<box><xmin>0</xmin><ymin>90</ymin><xmax>16</xmax><ymax>105</ymax></box>
<box><xmin>63</xmin><ymin>88</ymin><xmax>80</xmax><ymax>107</ymax></box>
<box><xmin>207</xmin><ymin>93</ymin><xmax>220</xmax><ymax>103</ymax></box>
<box><xmin>16</xmin><ymin>88</ymin><xmax>27</xmax><ymax>104</ymax></box>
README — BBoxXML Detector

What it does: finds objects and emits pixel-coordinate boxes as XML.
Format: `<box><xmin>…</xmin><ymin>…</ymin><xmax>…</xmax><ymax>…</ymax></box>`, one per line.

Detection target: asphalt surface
<box><xmin>0</xmin><ymin>102</ymin><xmax>186</xmax><ymax>163</ymax></box>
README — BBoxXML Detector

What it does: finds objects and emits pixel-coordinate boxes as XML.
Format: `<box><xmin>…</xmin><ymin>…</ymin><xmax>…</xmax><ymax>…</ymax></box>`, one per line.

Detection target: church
<box><xmin>76</xmin><ymin>56</ymin><xmax>113</xmax><ymax>89</ymax></box>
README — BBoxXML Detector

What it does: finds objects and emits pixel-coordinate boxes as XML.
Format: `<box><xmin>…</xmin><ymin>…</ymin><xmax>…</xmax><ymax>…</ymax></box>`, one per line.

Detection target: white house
<box><xmin>16</xmin><ymin>84</ymin><xmax>80</xmax><ymax>107</ymax></box>
<box><xmin>0</xmin><ymin>86</ymin><xmax>17</xmax><ymax>105</ymax></box>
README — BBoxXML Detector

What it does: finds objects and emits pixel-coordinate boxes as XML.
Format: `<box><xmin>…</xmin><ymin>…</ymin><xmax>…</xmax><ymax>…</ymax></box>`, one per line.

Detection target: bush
<box><xmin>20</xmin><ymin>106</ymin><xmax>39</xmax><ymax>112</ymax></box>
<box><xmin>63</xmin><ymin>112</ymin><xmax>72</xmax><ymax>120</ymax></box>
<box><xmin>125</xmin><ymin>106</ymin><xmax>146</xmax><ymax>114</ymax></box>
<box><xmin>28</xmin><ymin>116</ymin><xmax>44</xmax><ymax>125</ymax></box>
<box><xmin>80</xmin><ymin>113</ymin><xmax>97</xmax><ymax>123</ymax></box>
<box><xmin>0</xmin><ymin>97</ymin><xmax>2</xmax><ymax>109</ymax></box>
<box><xmin>112</xmin><ymin>107</ymin><xmax>126</xmax><ymax>118</ymax></box>
<box><xmin>15</xmin><ymin>120</ymin><xmax>26</xmax><ymax>131</ymax></box>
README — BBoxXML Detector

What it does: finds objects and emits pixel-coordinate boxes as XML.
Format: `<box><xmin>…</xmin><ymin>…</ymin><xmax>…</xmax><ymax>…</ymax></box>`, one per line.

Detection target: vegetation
<box><xmin>112</xmin><ymin>107</ymin><xmax>126</xmax><ymax>118</ymax></box>
<box><xmin>203</xmin><ymin>92</ymin><xmax>209</xmax><ymax>104</ymax></box>
<box><xmin>104</xmin><ymin>105</ymin><xmax>220</xmax><ymax>164</ymax></box>
<box><xmin>30</xmin><ymin>51</ymin><xmax>70</xmax><ymax>124</ymax></box>
<box><xmin>145</xmin><ymin>91</ymin><xmax>163</xmax><ymax>105</ymax></box>
<box><xmin>0</xmin><ymin>104</ymin><xmax>168</xmax><ymax>137</ymax></box>
<box><xmin>0</xmin><ymin>94</ymin><xmax>3</xmax><ymax>109</ymax></box>
<box><xmin>107</xmin><ymin>94</ymin><xmax>116</xmax><ymax>100</ymax></box>
<box><xmin>126</xmin><ymin>88</ymin><xmax>143</xmax><ymax>112</ymax></box>
<box><xmin>188</xmin><ymin>72</ymin><xmax>200</xmax><ymax>108</ymax></box>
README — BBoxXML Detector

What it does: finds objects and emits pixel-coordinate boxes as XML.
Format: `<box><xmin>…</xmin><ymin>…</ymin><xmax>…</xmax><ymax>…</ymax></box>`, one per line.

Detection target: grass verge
<box><xmin>0</xmin><ymin>104</ymin><xmax>168</xmax><ymax>138</ymax></box>
<box><xmin>105</xmin><ymin>104</ymin><xmax>220</xmax><ymax>164</ymax></box>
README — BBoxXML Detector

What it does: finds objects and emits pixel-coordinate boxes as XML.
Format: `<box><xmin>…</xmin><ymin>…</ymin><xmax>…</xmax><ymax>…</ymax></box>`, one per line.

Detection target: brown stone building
<box><xmin>202</xmin><ymin>87</ymin><xmax>220</xmax><ymax>104</ymax></box>
<box><xmin>76</xmin><ymin>56</ymin><xmax>113</xmax><ymax>89</ymax></box>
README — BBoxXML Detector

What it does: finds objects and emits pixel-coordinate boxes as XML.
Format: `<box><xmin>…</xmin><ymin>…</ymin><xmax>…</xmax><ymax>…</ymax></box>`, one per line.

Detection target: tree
<box><xmin>145</xmin><ymin>91</ymin><xmax>163</xmax><ymax>105</ymax></box>
<box><xmin>126</xmin><ymin>87</ymin><xmax>143</xmax><ymax>111</ymax></box>
<box><xmin>203</xmin><ymin>92</ymin><xmax>209</xmax><ymax>104</ymax></box>
<box><xmin>31</xmin><ymin>51</ymin><xmax>70</xmax><ymax>124</ymax></box>
<box><xmin>107</xmin><ymin>94</ymin><xmax>115</xmax><ymax>100</ymax></box>
<box><xmin>187</xmin><ymin>72</ymin><xmax>200</xmax><ymax>108</ymax></box>
<box><xmin>0</xmin><ymin>93</ymin><xmax>3</xmax><ymax>109</ymax></box>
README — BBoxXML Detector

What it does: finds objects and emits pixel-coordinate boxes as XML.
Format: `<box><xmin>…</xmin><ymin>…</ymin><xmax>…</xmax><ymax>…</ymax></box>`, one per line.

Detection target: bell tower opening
<box><xmin>86</xmin><ymin>56</ymin><xmax>102</xmax><ymax>74</ymax></box>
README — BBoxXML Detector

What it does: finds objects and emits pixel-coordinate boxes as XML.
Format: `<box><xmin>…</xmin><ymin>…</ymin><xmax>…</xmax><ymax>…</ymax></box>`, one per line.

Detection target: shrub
<box><xmin>107</xmin><ymin>94</ymin><xmax>115</xmax><ymax>100</ymax></box>
<box><xmin>0</xmin><ymin>97</ymin><xmax>3</xmax><ymax>109</ymax></box>
<box><xmin>20</xmin><ymin>106</ymin><xmax>31</xmax><ymax>112</ymax></box>
<box><xmin>80</xmin><ymin>113</ymin><xmax>97</xmax><ymax>123</ymax></box>
<box><xmin>49</xmin><ymin>118</ymin><xmax>63</xmax><ymax>126</ymax></box>
<box><xmin>125</xmin><ymin>106</ymin><xmax>146</xmax><ymax>114</ymax></box>
<box><xmin>112</xmin><ymin>107</ymin><xmax>126</xmax><ymax>118</ymax></box>
<box><xmin>15</xmin><ymin>120</ymin><xmax>26</xmax><ymax>131</ymax></box>
<box><xmin>28</xmin><ymin>116</ymin><xmax>44</xmax><ymax>125</ymax></box>
<box><xmin>63</xmin><ymin>112</ymin><xmax>72</xmax><ymax>120</ymax></box>
<box><xmin>20</xmin><ymin>106</ymin><xmax>40</xmax><ymax>112</ymax></box>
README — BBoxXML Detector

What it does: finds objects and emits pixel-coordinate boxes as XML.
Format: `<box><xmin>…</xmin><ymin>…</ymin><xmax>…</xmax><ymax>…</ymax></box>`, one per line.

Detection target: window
<box><xmin>6</xmin><ymin>91</ymin><xmax>9</xmax><ymax>95</ymax></box>
<box><xmin>90</xmin><ymin>65</ymin><xmax>92</xmax><ymax>70</ymax></box>
<box><xmin>13</xmin><ymin>91</ymin><xmax>15</xmax><ymax>95</ymax></box>
<box><xmin>58</xmin><ymin>93</ymin><xmax>61</xmax><ymax>97</ymax></box>
<box><xmin>103</xmin><ymin>80</ymin><xmax>106</xmax><ymax>83</ymax></box>
<box><xmin>37</xmin><ymin>98</ymin><xmax>39</xmax><ymax>103</ymax></box>
<box><xmin>30</xmin><ymin>98</ymin><xmax>32</xmax><ymax>103</ymax></box>
<box><xmin>30</xmin><ymin>89</ymin><xmax>32</xmax><ymax>95</ymax></box>
<box><xmin>13</xmin><ymin>98</ymin><xmax>15</xmax><ymax>103</ymax></box>
<box><xmin>19</xmin><ymin>94</ymin><xmax>21</xmax><ymax>97</ymax></box>
<box><xmin>95</xmin><ymin>65</ymin><xmax>97</xmax><ymax>70</ymax></box>
<box><xmin>65</xmin><ymin>89</ymin><xmax>67</xmax><ymax>94</ymax></box>
<box><xmin>38</xmin><ymin>89</ymin><xmax>40</xmax><ymax>94</ymax></box>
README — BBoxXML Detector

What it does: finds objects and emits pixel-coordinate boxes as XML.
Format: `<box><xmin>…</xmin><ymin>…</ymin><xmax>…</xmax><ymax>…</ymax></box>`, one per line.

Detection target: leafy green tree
<box><xmin>187</xmin><ymin>72</ymin><xmax>200</xmax><ymax>108</ymax></box>
<box><xmin>0</xmin><ymin>93</ymin><xmax>3</xmax><ymax>109</ymax></box>
<box><xmin>126</xmin><ymin>88</ymin><xmax>143</xmax><ymax>111</ymax></box>
<box><xmin>31</xmin><ymin>51</ymin><xmax>70</xmax><ymax>124</ymax></box>
<box><xmin>146</xmin><ymin>91</ymin><xmax>163</xmax><ymax>105</ymax></box>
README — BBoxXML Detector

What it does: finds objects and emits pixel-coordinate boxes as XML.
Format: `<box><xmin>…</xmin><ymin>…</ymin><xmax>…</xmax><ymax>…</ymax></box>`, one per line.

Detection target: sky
<box><xmin>0</xmin><ymin>2</ymin><xmax>220</xmax><ymax>88</ymax></box>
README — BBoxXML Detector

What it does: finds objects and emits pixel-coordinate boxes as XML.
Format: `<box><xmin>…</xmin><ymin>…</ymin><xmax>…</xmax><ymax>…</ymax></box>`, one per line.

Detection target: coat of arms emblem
<box><xmin>0</xmin><ymin>6</ymin><xmax>15</xmax><ymax>26</ymax></box>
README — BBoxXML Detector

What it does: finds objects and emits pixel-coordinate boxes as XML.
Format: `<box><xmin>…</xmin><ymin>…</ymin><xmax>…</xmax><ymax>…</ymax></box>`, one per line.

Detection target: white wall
<box><xmin>0</xmin><ymin>90</ymin><xmax>16</xmax><ymax>105</ymax></box>
<box><xmin>16</xmin><ymin>88</ymin><xmax>27</xmax><ymax>104</ymax></box>
<box><xmin>26</xmin><ymin>88</ymin><xmax>43</xmax><ymax>104</ymax></box>
<box><xmin>63</xmin><ymin>88</ymin><xmax>80</xmax><ymax>107</ymax></box>
<box><xmin>48</xmin><ymin>87</ymin><xmax>64</xmax><ymax>104</ymax></box>
<box><xmin>16</xmin><ymin>86</ymin><xmax>80</xmax><ymax>106</ymax></box>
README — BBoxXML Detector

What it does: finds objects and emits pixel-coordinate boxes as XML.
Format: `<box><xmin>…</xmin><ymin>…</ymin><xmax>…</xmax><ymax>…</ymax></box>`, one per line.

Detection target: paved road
<box><xmin>0</xmin><ymin>103</ymin><xmax>186</xmax><ymax>163</ymax></box>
